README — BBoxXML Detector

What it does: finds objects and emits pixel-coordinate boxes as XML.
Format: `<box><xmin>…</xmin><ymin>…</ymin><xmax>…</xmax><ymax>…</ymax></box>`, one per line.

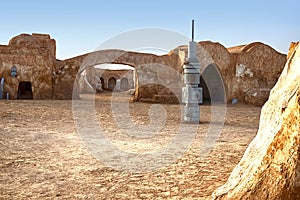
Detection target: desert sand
<box><xmin>0</xmin><ymin>92</ymin><xmax>261</xmax><ymax>199</ymax></box>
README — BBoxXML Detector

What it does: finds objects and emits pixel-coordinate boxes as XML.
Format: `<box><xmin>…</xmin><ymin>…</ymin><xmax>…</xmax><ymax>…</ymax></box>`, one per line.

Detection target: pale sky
<box><xmin>0</xmin><ymin>0</ymin><xmax>298</xmax><ymax>60</ymax></box>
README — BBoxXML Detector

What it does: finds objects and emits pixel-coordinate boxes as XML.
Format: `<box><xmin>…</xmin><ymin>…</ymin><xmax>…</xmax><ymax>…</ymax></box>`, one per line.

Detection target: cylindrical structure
<box><xmin>188</xmin><ymin>41</ymin><xmax>197</xmax><ymax>59</ymax></box>
<box><xmin>182</xmin><ymin>39</ymin><xmax>202</xmax><ymax>123</ymax></box>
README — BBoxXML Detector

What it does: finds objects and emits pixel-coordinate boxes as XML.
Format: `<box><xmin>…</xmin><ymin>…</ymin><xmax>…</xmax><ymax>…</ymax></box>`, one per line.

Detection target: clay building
<box><xmin>0</xmin><ymin>33</ymin><xmax>287</xmax><ymax>106</ymax></box>
<box><xmin>0</xmin><ymin>33</ymin><xmax>55</xmax><ymax>99</ymax></box>
<box><xmin>80</xmin><ymin>66</ymin><xmax>135</xmax><ymax>93</ymax></box>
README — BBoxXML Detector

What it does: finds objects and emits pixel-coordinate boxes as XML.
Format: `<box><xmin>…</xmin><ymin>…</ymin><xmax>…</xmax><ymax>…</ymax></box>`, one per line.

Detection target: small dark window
<box><xmin>17</xmin><ymin>82</ymin><xmax>33</xmax><ymax>99</ymax></box>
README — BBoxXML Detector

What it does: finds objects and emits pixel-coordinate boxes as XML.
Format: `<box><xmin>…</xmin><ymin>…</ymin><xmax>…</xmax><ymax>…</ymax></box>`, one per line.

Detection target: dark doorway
<box><xmin>199</xmin><ymin>76</ymin><xmax>211</xmax><ymax>103</ymax></box>
<box><xmin>108</xmin><ymin>77</ymin><xmax>116</xmax><ymax>90</ymax></box>
<box><xmin>120</xmin><ymin>78</ymin><xmax>129</xmax><ymax>91</ymax></box>
<box><xmin>100</xmin><ymin>77</ymin><xmax>104</xmax><ymax>90</ymax></box>
<box><xmin>18</xmin><ymin>82</ymin><xmax>33</xmax><ymax>99</ymax></box>
<box><xmin>201</xmin><ymin>64</ymin><xmax>226</xmax><ymax>103</ymax></box>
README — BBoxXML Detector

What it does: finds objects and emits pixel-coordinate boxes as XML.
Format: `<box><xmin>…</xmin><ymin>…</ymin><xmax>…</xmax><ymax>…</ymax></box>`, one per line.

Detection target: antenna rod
<box><xmin>192</xmin><ymin>20</ymin><xmax>194</xmax><ymax>41</ymax></box>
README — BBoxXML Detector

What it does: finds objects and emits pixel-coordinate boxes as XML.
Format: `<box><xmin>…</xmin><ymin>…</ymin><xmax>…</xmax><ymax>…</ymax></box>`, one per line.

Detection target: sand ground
<box><xmin>0</xmin><ymin>93</ymin><xmax>261</xmax><ymax>199</ymax></box>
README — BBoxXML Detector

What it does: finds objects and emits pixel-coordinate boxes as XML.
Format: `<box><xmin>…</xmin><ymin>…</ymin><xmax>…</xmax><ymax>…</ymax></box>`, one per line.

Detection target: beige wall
<box><xmin>0</xmin><ymin>33</ymin><xmax>287</xmax><ymax>105</ymax></box>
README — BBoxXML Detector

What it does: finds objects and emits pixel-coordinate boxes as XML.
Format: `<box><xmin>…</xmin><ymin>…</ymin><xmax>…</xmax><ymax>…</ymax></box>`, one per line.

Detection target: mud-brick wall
<box><xmin>0</xmin><ymin>45</ymin><xmax>54</xmax><ymax>99</ymax></box>
<box><xmin>174</xmin><ymin>41</ymin><xmax>287</xmax><ymax>106</ymax></box>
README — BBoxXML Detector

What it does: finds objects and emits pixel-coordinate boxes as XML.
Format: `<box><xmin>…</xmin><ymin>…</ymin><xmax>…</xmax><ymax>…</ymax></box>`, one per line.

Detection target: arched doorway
<box><xmin>100</xmin><ymin>77</ymin><xmax>104</xmax><ymax>90</ymax></box>
<box><xmin>95</xmin><ymin>76</ymin><xmax>104</xmax><ymax>93</ymax></box>
<box><xmin>201</xmin><ymin>64</ymin><xmax>226</xmax><ymax>103</ymax></box>
<box><xmin>120</xmin><ymin>78</ymin><xmax>129</xmax><ymax>91</ymax></box>
<box><xmin>17</xmin><ymin>82</ymin><xmax>33</xmax><ymax>99</ymax></box>
<box><xmin>108</xmin><ymin>77</ymin><xmax>116</xmax><ymax>90</ymax></box>
<box><xmin>199</xmin><ymin>76</ymin><xmax>211</xmax><ymax>103</ymax></box>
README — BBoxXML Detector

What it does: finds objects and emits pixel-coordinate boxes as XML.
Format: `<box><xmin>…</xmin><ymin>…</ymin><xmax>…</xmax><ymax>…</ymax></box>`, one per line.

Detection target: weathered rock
<box><xmin>211</xmin><ymin>42</ymin><xmax>300</xmax><ymax>199</ymax></box>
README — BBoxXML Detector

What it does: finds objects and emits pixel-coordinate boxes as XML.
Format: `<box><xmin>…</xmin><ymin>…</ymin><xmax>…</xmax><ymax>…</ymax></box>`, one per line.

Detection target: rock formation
<box><xmin>211</xmin><ymin>42</ymin><xmax>300</xmax><ymax>199</ymax></box>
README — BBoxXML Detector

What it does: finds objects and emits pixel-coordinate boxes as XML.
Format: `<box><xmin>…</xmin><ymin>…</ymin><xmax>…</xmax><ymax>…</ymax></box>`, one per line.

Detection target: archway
<box><xmin>120</xmin><ymin>78</ymin><xmax>129</xmax><ymax>91</ymax></box>
<box><xmin>17</xmin><ymin>82</ymin><xmax>33</xmax><ymax>99</ymax></box>
<box><xmin>108</xmin><ymin>77</ymin><xmax>116</xmax><ymax>90</ymax></box>
<box><xmin>93</xmin><ymin>63</ymin><xmax>135</xmax><ymax>92</ymax></box>
<box><xmin>201</xmin><ymin>64</ymin><xmax>226</xmax><ymax>103</ymax></box>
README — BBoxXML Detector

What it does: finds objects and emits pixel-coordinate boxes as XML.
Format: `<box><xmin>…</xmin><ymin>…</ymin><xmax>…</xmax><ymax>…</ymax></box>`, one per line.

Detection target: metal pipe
<box><xmin>192</xmin><ymin>20</ymin><xmax>194</xmax><ymax>41</ymax></box>
<box><xmin>0</xmin><ymin>77</ymin><xmax>4</xmax><ymax>99</ymax></box>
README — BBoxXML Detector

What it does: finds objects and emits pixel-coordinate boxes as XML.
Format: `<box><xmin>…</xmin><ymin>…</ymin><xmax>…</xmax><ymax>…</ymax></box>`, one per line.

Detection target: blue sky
<box><xmin>0</xmin><ymin>0</ymin><xmax>298</xmax><ymax>59</ymax></box>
